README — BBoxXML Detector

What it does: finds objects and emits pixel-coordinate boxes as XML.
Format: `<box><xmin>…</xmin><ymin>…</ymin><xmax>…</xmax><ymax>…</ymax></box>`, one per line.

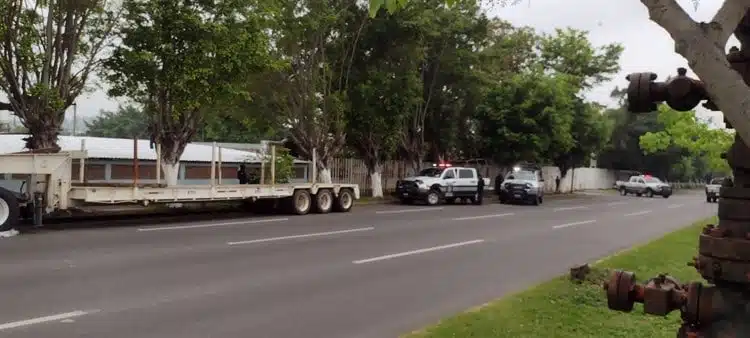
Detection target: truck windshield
<box><xmin>644</xmin><ymin>177</ymin><xmax>662</xmax><ymax>183</ymax></box>
<box><xmin>710</xmin><ymin>178</ymin><xmax>724</xmax><ymax>185</ymax></box>
<box><xmin>506</xmin><ymin>170</ymin><xmax>536</xmax><ymax>181</ymax></box>
<box><xmin>418</xmin><ymin>168</ymin><xmax>444</xmax><ymax>177</ymax></box>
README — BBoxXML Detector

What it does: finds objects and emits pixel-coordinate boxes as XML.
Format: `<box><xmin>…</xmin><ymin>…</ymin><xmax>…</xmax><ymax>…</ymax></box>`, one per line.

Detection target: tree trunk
<box><xmin>369</xmin><ymin>162</ymin><xmax>383</xmax><ymax>198</ymax></box>
<box><xmin>156</xmin><ymin>134</ymin><xmax>189</xmax><ymax>186</ymax></box>
<box><xmin>318</xmin><ymin>167</ymin><xmax>332</xmax><ymax>184</ymax></box>
<box><xmin>160</xmin><ymin>161</ymin><xmax>180</xmax><ymax>186</ymax></box>
<box><xmin>22</xmin><ymin>109</ymin><xmax>63</xmax><ymax>151</ymax></box>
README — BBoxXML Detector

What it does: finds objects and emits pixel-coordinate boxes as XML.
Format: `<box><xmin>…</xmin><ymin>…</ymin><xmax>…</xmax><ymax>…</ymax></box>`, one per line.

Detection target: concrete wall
<box><xmin>540</xmin><ymin>166</ymin><xmax>616</xmax><ymax>193</ymax></box>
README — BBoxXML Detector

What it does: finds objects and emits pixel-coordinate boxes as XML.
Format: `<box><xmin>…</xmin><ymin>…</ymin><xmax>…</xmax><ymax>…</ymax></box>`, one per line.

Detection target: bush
<box><xmin>245</xmin><ymin>146</ymin><xmax>295</xmax><ymax>184</ymax></box>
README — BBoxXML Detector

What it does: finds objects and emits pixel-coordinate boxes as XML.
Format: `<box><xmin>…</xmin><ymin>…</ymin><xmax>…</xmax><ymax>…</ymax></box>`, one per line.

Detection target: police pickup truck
<box><xmin>395</xmin><ymin>163</ymin><xmax>489</xmax><ymax>206</ymax></box>
<box><xmin>497</xmin><ymin>164</ymin><xmax>545</xmax><ymax>205</ymax></box>
<box><xmin>616</xmin><ymin>175</ymin><xmax>672</xmax><ymax>198</ymax></box>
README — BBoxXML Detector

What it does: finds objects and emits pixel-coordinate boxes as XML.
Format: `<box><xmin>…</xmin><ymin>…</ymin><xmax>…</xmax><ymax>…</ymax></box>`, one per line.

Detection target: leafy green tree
<box><xmin>640</xmin><ymin>104</ymin><xmax>733</xmax><ymax>175</ymax></box>
<box><xmin>252</xmin><ymin>0</ymin><xmax>359</xmax><ymax>183</ymax></box>
<box><xmin>0</xmin><ymin>0</ymin><xmax>118</xmax><ymax>150</ymax></box>
<box><xmin>344</xmin><ymin>5</ymin><xmax>423</xmax><ymax>196</ymax></box>
<box><xmin>103</xmin><ymin>0</ymin><xmax>274</xmax><ymax>185</ymax></box>
<box><xmin>474</xmin><ymin>70</ymin><xmax>576</xmax><ymax>166</ymax></box>
<box><xmin>530</xmin><ymin>28</ymin><xmax>622</xmax><ymax>176</ymax></box>
<box><xmin>535</xmin><ymin>28</ymin><xmax>622</xmax><ymax>90</ymax></box>
<box><xmin>85</xmin><ymin>105</ymin><xmax>150</xmax><ymax>138</ymax></box>
<box><xmin>197</xmin><ymin>113</ymin><xmax>279</xmax><ymax>144</ymax></box>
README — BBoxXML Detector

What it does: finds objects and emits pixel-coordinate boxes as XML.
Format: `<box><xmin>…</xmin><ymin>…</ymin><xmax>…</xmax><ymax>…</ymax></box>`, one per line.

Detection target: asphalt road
<box><xmin>0</xmin><ymin>191</ymin><xmax>715</xmax><ymax>338</ymax></box>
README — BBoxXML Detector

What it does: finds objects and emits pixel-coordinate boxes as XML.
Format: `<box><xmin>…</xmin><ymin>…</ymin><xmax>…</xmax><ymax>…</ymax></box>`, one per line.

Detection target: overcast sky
<box><xmin>1</xmin><ymin>0</ymin><xmax>733</xmax><ymax>129</ymax></box>
<box><xmin>491</xmin><ymin>0</ymin><xmax>732</xmax><ymax>127</ymax></box>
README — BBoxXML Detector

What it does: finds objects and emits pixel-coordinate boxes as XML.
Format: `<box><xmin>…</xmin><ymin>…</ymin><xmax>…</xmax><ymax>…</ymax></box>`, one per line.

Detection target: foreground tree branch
<box><xmin>641</xmin><ymin>0</ymin><xmax>750</xmax><ymax>146</ymax></box>
<box><xmin>708</xmin><ymin>0</ymin><xmax>750</xmax><ymax>46</ymax></box>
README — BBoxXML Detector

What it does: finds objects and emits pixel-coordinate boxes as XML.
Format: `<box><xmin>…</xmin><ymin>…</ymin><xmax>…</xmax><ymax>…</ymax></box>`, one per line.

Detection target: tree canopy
<box><xmin>0</xmin><ymin>0</ymin><xmax>731</xmax><ymax>196</ymax></box>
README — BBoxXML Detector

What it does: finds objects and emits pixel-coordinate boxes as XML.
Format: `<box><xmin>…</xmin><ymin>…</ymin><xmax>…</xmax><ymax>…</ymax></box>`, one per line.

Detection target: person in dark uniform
<box><xmin>476</xmin><ymin>174</ymin><xmax>485</xmax><ymax>204</ymax></box>
<box><xmin>494</xmin><ymin>173</ymin><xmax>504</xmax><ymax>194</ymax></box>
<box><xmin>555</xmin><ymin>176</ymin><xmax>561</xmax><ymax>193</ymax></box>
<box><xmin>237</xmin><ymin>164</ymin><xmax>249</xmax><ymax>184</ymax></box>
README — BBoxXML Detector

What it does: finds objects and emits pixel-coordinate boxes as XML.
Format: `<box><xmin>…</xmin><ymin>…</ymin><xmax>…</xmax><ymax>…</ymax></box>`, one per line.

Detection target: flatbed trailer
<box><xmin>0</xmin><ymin>143</ymin><xmax>359</xmax><ymax>232</ymax></box>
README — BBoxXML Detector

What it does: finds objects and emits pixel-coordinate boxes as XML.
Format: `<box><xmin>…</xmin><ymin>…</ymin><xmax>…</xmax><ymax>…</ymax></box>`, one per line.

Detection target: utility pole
<box><xmin>603</xmin><ymin>12</ymin><xmax>750</xmax><ymax>336</ymax></box>
<box><xmin>72</xmin><ymin>103</ymin><xmax>77</xmax><ymax>136</ymax></box>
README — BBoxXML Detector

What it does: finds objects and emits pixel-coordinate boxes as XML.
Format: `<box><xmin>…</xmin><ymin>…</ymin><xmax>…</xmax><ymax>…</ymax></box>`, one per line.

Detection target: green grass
<box><xmin>404</xmin><ymin>216</ymin><xmax>715</xmax><ymax>338</ymax></box>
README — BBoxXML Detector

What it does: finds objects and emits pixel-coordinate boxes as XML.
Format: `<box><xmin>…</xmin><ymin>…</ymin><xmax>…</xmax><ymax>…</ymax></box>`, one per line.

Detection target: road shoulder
<box><xmin>402</xmin><ymin>216</ymin><xmax>713</xmax><ymax>338</ymax></box>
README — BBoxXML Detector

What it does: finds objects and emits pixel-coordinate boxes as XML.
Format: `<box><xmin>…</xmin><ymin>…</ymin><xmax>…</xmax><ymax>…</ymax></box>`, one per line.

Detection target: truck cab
<box><xmin>619</xmin><ymin>175</ymin><xmax>672</xmax><ymax>198</ymax></box>
<box><xmin>705</xmin><ymin>177</ymin><xmax>732</xmax><ymax>203</ymax></box>
<box><xmin>498</xmin><ymin>164</ymin><xmax>544</xmax><ymax>205</ymax></box>
<box><xmin>395</xmin><ymin>163</ymin><xmax>487</xmax><ymax>206</ymax></box>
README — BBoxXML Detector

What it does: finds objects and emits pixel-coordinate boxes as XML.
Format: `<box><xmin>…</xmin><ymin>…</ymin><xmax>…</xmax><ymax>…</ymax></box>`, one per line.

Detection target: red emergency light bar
<box><xmin>433</xmin><ymin>162</ymin><xmax>452</xmax><ymax>168</ymax></box>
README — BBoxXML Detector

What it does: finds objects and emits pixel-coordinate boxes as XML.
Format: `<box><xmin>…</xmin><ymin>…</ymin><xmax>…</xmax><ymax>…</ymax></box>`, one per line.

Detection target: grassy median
<box><xmin>404</xmin><ymin>216</ymin><xmax>715</xmax><ymax>338</ymax></box>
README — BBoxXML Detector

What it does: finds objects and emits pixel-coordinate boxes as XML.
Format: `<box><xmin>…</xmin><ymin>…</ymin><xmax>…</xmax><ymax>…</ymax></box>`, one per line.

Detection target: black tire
<box><xmin>314</xmin><ymin>189</ymin><xmax>334</xmax><ymax>214</ymax></box>
<box><xmin>620</xmin><ymin>187</ymin><xmax>627</xmax><ymax>196</ymax></box>
<box><xmin>289</xmin><ymin>189</ymin><xmax>312</xmax><ymax>215</ymax></box>
<box><xmin>334</xmin><ymin>189</ymin><xmax>354</xmax><ymax>212</ymax></box>
<box><xmin>646</xmin><ymin>189</ymin><xmax>654</xmax><ymax>198</ymax></box>
<box><xmin>531</xmin><ymin>195</ymin><xmax>540</xmax><ymax>206</ymax></box>
<box><xmin>0</xmin><ymin>188</ymin><xmax>20</xmax><ymax>232</ymax></box>
<box><xmin>425</xmin><ymin>189</ymin><xmax>441</xmax><ymax>206</ymax></box>
<box><xmin>662</xmin><ymin>194</ymin><xmax>671</xmax><ymax>199</ymax></box>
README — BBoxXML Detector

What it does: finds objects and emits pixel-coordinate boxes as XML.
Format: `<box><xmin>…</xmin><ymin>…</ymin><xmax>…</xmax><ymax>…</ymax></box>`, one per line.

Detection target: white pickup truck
<box><xmin>394</xmin><ymin>164</ymin><xmax>490</xmax><ymax>206</ymax></box>
<box><xmin>616</xmin><ymin>175</ymin><xmax>672</xmax><ymax>198</ymax></box>
<box><xmin>705</xmin><ymin>178</ymin><xmax>721</xmax><ymax>203</ymax></box>
<box><xmin>705</xmin><ymin>177</ymin><xmax>731</xmax><ymax>203</ymax></box>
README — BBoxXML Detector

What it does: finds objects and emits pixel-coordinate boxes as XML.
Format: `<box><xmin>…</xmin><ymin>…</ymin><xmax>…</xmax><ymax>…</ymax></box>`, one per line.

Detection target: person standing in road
<box><xmin>476</xmin><ymin>173</ymin><xmax>485</xmax><ymax>204</ymax></box>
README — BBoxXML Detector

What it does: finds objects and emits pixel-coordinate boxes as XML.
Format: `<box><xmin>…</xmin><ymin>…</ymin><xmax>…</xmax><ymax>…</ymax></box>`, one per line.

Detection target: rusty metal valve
<box><xmin>625</xmin><ymin>68</ymin><xmax>710</xmax><ymax>113</ymax></box>
<box><xmin>604</xmin><ymin>270</ymin><xmax>687</xmax><ymax>316</ymax></box>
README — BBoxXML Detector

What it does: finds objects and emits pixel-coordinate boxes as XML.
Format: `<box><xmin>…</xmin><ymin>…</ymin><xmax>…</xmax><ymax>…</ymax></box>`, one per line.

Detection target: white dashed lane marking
<box><xmin>227</xmin><ymin>227</ymin><xmax>374</xmax><ymax>245</ymax></box>
<box><xmin>452</xmin><ymin>213</ymin><xmax>514</xmax><ymax>221</ymax></box>
<box><xmin>353</xmin><ymin>239</ymin><xmax>485</xmax><ymax>264</ymax></box>
<box><xmin>624</xmin><ymin>210</ymin><xmax>652</xmax><ymax>217</ymax></box>
<box><xmin>552</xmin><ymin>220</ymin><xmax>597</xmax><ymax>229</ymax></box>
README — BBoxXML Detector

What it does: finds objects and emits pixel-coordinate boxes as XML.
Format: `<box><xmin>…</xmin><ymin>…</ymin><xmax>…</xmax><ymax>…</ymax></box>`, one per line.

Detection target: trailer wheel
<box><xmin>0</xmin><ymin>188</ymin><xmax>20</xmax><ymax>232</ymax></box>
<box><xmin>314</xmin><ymin>189</ymin><xmax>334</xmax><ymax>214</ymax></box>
<box><xmin>290</xmin><ymin>189</ymin><xmax>312</xmax><ymax>215</ymax></box>
<box><xmin>334</xmin><ymin>189</ymin><xmax>354</xmax><ymax>212</ymax></box>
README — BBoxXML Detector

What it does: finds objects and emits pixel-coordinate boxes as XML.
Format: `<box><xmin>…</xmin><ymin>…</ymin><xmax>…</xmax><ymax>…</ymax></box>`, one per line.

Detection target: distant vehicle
<box><xmin>498</xmin><ymin>163</ymin><xmax>544</xmax><ymax>205</ymax></box>
<box><xmin>705</xmin><ymin>177</ymin><xmax>728</xmax><ymax>203</ymax></box>
<box><xmin>394</xmin><ymin>163</ymin><xmax>489</xmax><ymax>206</ymax></box>
<box><xmin>616</xmin><ymin>175</ymin><xmax>672</xmax><ymax>198</ymax></box>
